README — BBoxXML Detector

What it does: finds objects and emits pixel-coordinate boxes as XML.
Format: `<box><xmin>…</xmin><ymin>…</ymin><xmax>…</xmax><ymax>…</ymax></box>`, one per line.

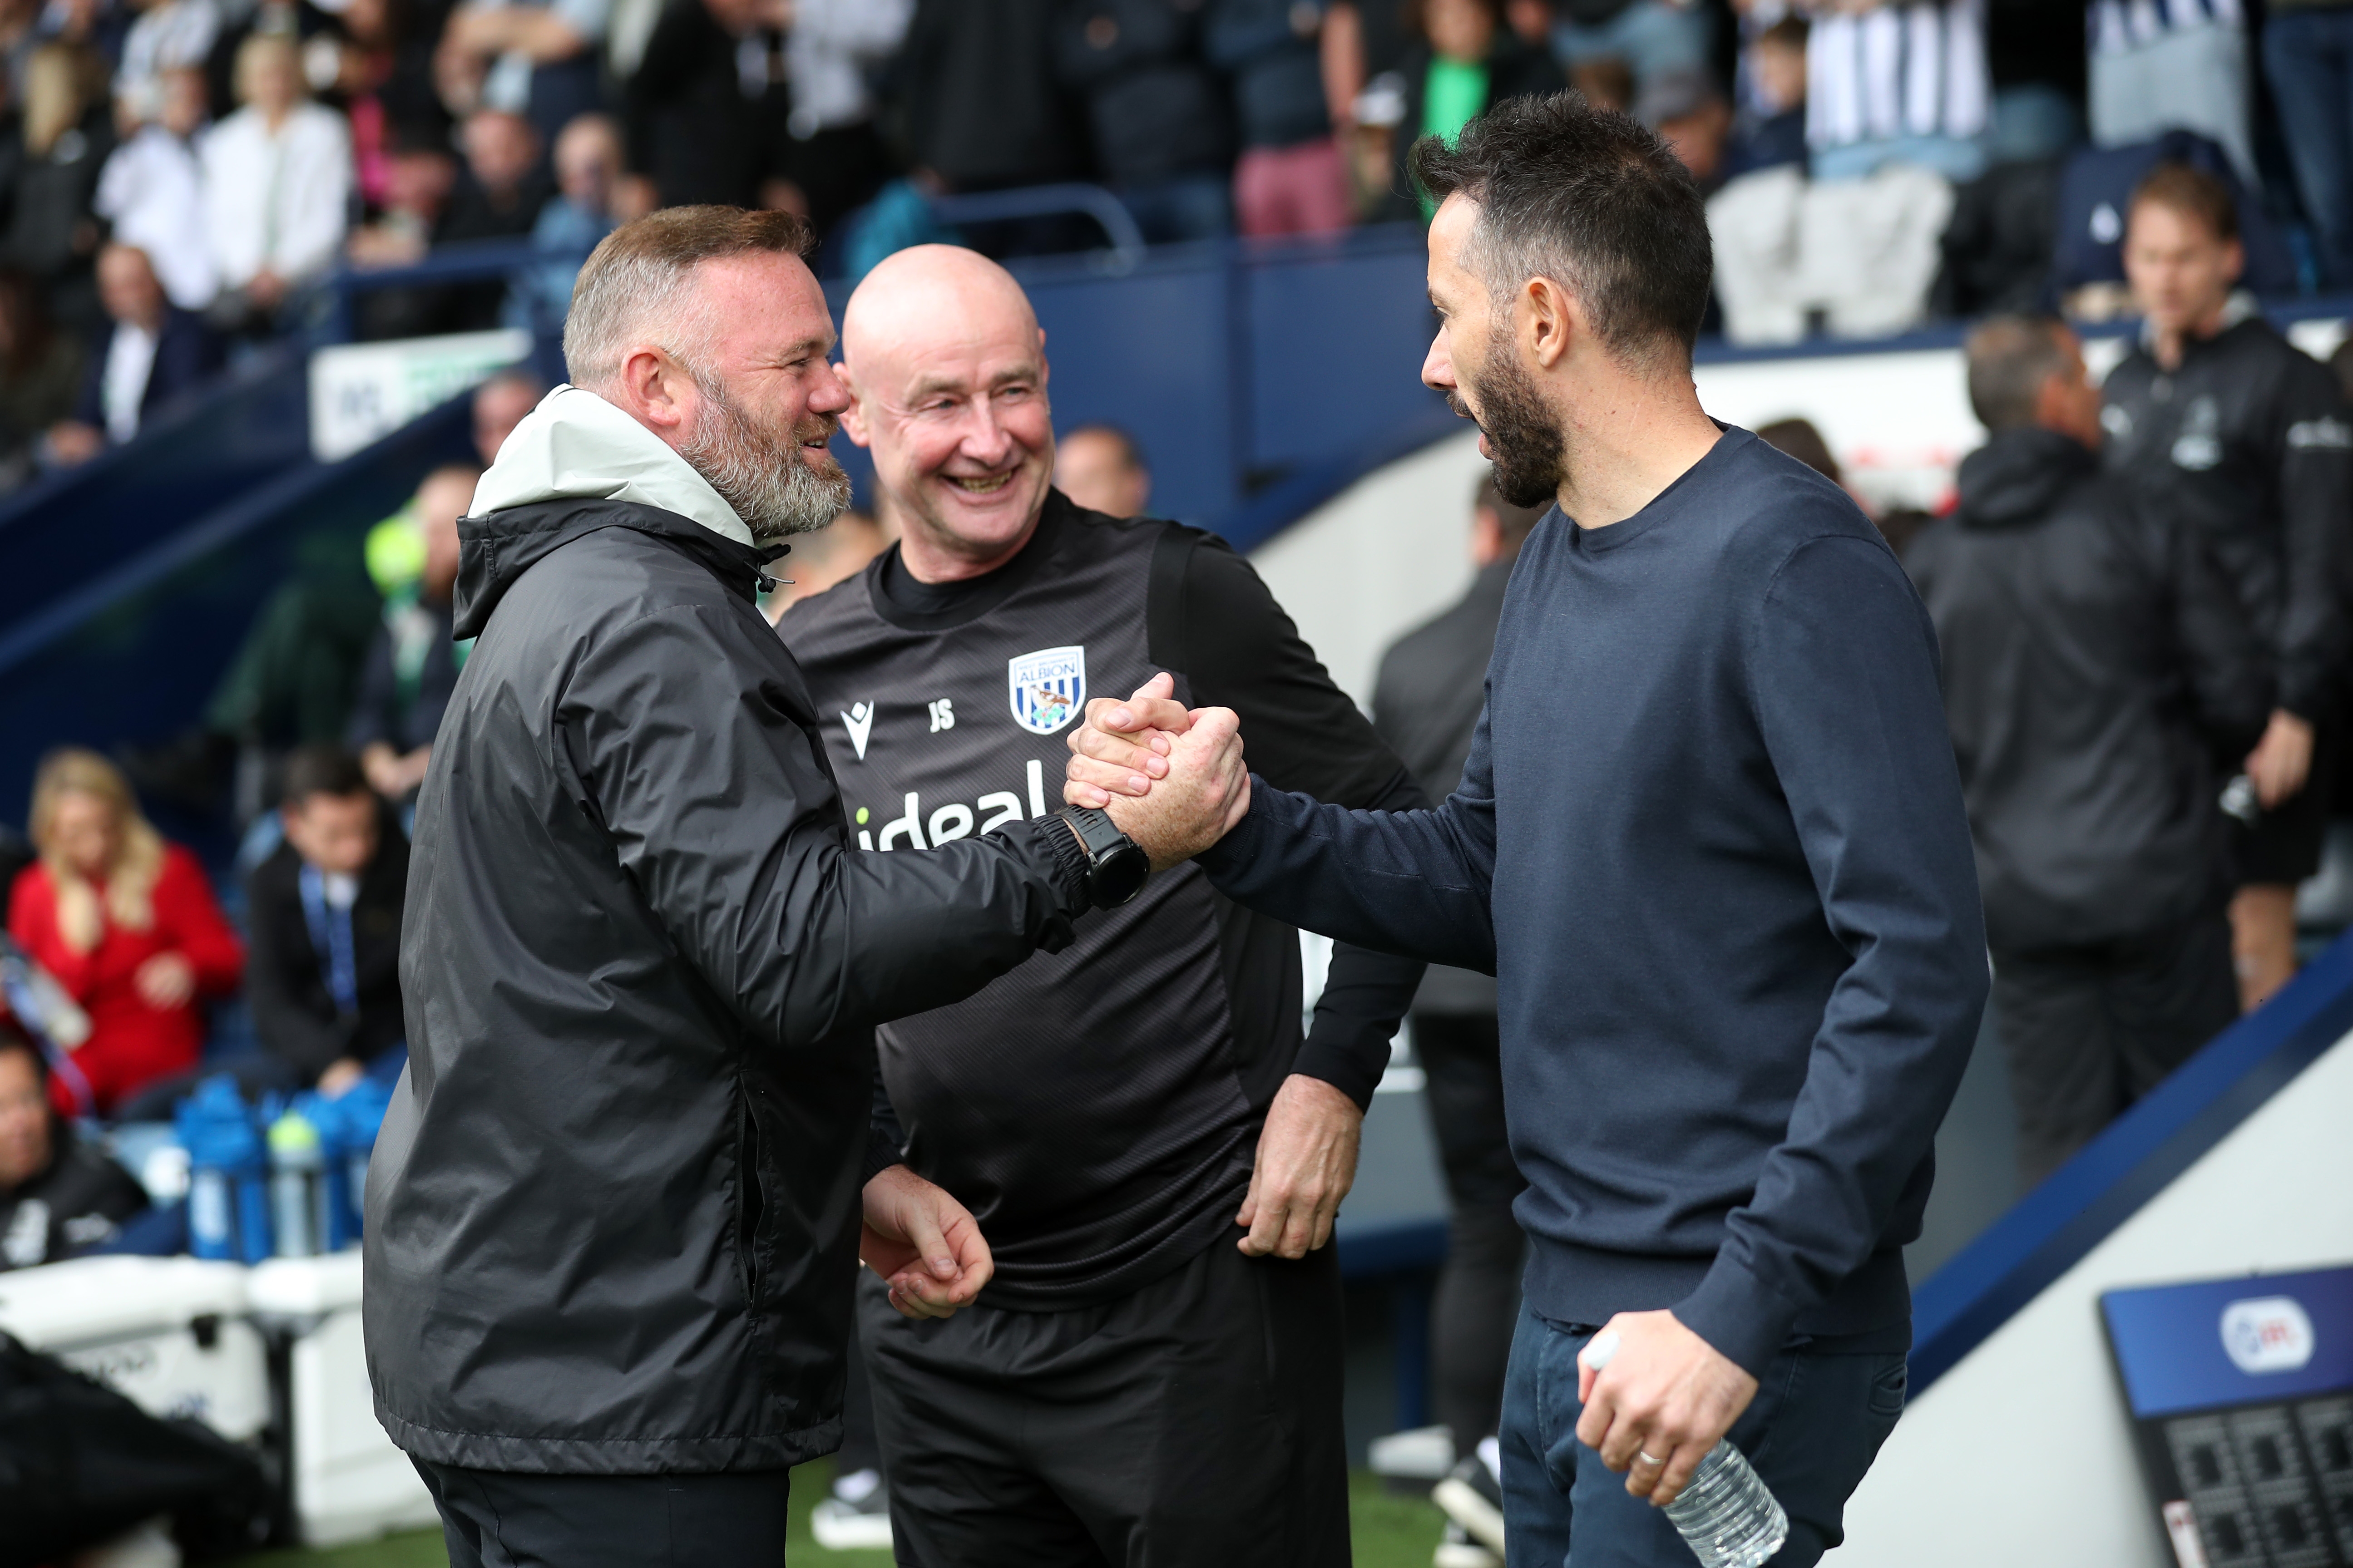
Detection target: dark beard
<box><xmin>677</xmin><ymin>370</ymin><xmax>854</xmax><ymax>541</ymax></box>
<box><xmin>1452</xmin><ymin>337</ymin><xmax>1565</xmax><ymax>510</ymax></box>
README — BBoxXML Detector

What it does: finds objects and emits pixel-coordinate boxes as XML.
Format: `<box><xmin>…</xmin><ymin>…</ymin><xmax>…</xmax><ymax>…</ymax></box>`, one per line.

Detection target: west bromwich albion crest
<box><xmin>1008</xmin><ymin>645</ymin><xmax>1086</xmax><ymax>735</ymax></box>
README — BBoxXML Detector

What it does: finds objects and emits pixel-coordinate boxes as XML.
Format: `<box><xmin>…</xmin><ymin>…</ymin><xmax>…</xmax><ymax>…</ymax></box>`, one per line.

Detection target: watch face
<box><xmin>1095</xmin><ymin>843</ymin><xmax>1149</xmax><ymax>908</ymax></box>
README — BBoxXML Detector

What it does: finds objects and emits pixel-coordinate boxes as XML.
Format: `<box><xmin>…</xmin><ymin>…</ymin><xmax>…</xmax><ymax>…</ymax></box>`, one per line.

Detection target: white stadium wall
<box><xmin>1829</xmin><ymin>1029</ymin><xmax>2353</xmax><ymax>1568</ymax></box>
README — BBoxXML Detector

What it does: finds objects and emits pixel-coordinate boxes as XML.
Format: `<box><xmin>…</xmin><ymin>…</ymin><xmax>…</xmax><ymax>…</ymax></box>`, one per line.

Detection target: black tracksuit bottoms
<box><xmin>860</xmin><ymin>1233</ymin><xmax>1351</xmax><ymax>1568</ymax></box>
<box><xmin>1414</xmin><ymin>1011</ymin><xmax>1527</xmax><ymax>1459</ymax></box>
<box><xmin>1992</xmin><ymin>907</ymin><xmax>2240</xmax><ymax>1187</ymax></box>
<box><xmin>410</xmin><ymin>1456</ymin><xmax>790</xmax><ymax>1568</ymax></box>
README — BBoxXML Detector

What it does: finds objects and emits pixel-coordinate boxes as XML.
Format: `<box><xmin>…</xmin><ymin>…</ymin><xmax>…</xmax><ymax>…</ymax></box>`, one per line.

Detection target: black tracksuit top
<box><xmin>783</xmin><ymin>492</ymin><xmax>1426</xmax><ymax>1309</ymax></box>
<box><xmin>1906</xmin><ymin>427</ymin><xmax>2272</xmax><ymax>952</ymax></box>
<box><xmin>2100</xmin><ymin>308</ymin><xmax>2353</xmax><ymax>722</ymax></box>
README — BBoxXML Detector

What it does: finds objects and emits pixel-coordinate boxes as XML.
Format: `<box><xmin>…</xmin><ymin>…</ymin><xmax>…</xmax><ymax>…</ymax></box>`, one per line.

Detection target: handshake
<box><xmin>1063</xmin><ymin>672</ymin><xmax>1254</xmax><ymax>870</ymax></box>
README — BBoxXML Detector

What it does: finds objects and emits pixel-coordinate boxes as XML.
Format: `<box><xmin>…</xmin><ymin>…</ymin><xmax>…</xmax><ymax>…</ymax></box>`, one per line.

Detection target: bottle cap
<box><xmin>269</xmin><ymin>1111</ymin><xmax>321</xmax><ymax>1156</ymax></box>
<box><xmin>1580</xmin><ymin>1329</ymin><xmax>1621</xmax><ymax>1372</ymax></box>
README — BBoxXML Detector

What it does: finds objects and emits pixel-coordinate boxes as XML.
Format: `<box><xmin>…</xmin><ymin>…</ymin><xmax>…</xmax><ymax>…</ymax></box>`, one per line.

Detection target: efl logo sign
<box><xmin>2220</xmin><ymin>1297</ymin><xmax>2314</xmax><ymax>1375</ymax></box>
<box><xmin>1008</xmin><ymin>646</ymin><xmax>1086</xmax><ymax>736</ymax></box>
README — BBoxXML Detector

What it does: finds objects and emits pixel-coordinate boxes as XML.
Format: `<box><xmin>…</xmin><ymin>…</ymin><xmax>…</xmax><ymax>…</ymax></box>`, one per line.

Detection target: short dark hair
<box><xmin>1411</xmin><ymin>92</ymin><xmax>1714</xmax><ymax>370</ymax></box>
<box><xmin>1474</xmin><ymin>473</ymin><xmax>1547</xmax><ymax>547</ymax></box>
<box><xmin>282</xmin><ymin>744</ymin><xmax>370</xmax><ymax>807</ymax></box>
<box><xmin>2131</xmin><ymin>162</ymin><xmax>2238</xmax><ymax>245</ymax></box>
<box><xmin>1965</xmin><ymin>315</ymin><xmax>2074</xmax><ymax>431</ymax></box>
<box><xmin>1755</xmin><ymin>418</ymin><xmax>1841</xmax><ymax>486</ymax></box>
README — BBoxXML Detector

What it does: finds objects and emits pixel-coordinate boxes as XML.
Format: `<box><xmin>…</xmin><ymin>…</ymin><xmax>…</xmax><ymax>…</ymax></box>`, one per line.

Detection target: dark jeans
<box><xmin>2264</xmin><ymin>8</ymin><xmax>2353</xmax><ymax>289</ymax></box>
<box><xmin>1417</xmin><ymin>1012</ymin><xmax>1527</xmax><ymax>1455</ymax></box>
<box><xmin>1992</xmin><ymin>907</ymin><xmax>2238</xmax><ymax>1187</ymax></box>
<box><xmin>1498</xmin><ymin>1307</ymin><xmax>1907</xmax><ymax>1568</ymax></box>
<box><xmin>411</xmin><ymin>1457</ymin><xmax>791</xmax><ymax>1568</ymax></box>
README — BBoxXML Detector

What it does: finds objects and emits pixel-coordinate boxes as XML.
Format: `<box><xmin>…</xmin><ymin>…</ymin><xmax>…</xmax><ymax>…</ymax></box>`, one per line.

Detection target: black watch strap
<box><xmin>1052</xmin><ymin>806</ymin><xmax>1150</xmax><ymax>909</ymax></box>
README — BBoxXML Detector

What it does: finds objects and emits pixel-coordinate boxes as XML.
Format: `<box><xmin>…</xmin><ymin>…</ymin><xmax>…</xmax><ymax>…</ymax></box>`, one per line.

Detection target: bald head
<box><xmin>839</xmin><ymin>247</ymin><xmax>1056</xmax><ymax>583</ymax></box>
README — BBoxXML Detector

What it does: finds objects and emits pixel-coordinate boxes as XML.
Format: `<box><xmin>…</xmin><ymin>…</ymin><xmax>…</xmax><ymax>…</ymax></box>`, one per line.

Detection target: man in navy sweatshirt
<box><xmin>1066</xmin><ymin>93</ymin><xmax>1987</xmax><ymax>1566</ymax></box>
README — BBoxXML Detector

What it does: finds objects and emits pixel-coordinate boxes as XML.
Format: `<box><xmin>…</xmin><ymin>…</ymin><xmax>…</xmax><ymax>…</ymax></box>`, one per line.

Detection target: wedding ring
<box><xmin>1637</xmin><ymin>1451</ymin><xmax>1665</xmax><ymax>1466</ymax></box>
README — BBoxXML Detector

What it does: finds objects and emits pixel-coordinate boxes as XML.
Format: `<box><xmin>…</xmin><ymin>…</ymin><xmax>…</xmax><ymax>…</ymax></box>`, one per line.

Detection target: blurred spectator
<box><xmin>471</xmin><ymin>365</ymin><xmax>543</xmax><ymax>462</ymax></box>
<box><xmin>1724</xmin><ymin>12</ymin><xmax>1804</xmax><ymax>178</ymax></box>
<box><xmin>0</xmin><ymin>44</ymin><xmax>114</xmax><ymax>336</ymax></box>
<box><xmin>1368</xmin><ymin>471</ymin><xmax>1542</xmax><ymax>1477</ymax></box>
<box><xmin>437</xmin><ymin>0</ymin><xmax>608</xmax><ymax>149</ymax></box>
<box><xmin>2051</xmin><ymin>131</ymin><xmax>2294</xmax><ymax>321</ymax></box>
<box><xmin>201</xmin><ymin>31</ymin><xmax>353</xmax><ymax>333</ymax></box>
<box><xmin>94</xmin><ymin>65</ymin><xmax>218</xmax><ymax>312</ymax></box>
<box><xmin>45</xmin><ymin>242</ymin><xmax>222</xmax><ymax>464</ymax></box>
<box><xmin>331</xmin><ymin>0</ymin><xmax>448</xmax><ymax>212</ymax></box>
<box><xmin>1805</xmin><ymin>0</ymin><xmax>1987</xmax><ymax>183</ymax></box>
<box><xmin>435</xmin><ymin>108</ymin><xmax>552</xmax><ymax>327</ymax></box>
<box><xmin>0</xmin><ymin>270</ymin><xmax>82</xmax><ymax>489</ymax></box>
<box><xmin>349</xmin><ymin>463</ymin><xmax>478</xmax><ymax>804</ymax></box>
<box><xmin>1636</xmin><ymin>64</ymin><xmax>1729</xmax><ymax>191</ymax></box>
<box><xmin>0</xmin><ymin>1027</ymin><xmax>149</xmax><ymax>1270</ymax></box>
<box><xmin>1710</xmin><ymin>158</ymin><xmax>1954</xmax><ymax>342</ymax></box>
<box><xmin>245</xmin><ymin>744</ymin><xmax>408</xmax><ymax>1096</ymax></box>
<box><xmin>626</xmin><ymin>0</ymin><xmax>792</xmax><ymax>210</ymax></box>
<box><xmin>776</xmin><ymin>0</ymin><xmax>908</xmax><ymax>238</ymax></box>
<box><xmin>1564</xmin><ymin>51</ymin><xmax>1631</xmax><ymax>111</ymax></box>
<box><xmin>504</xmin><ymin>110</ymin><xmax>618</xmax><ymax>332</ymax></box>
<box><xmin>113</xmin><ymin>0</ymin><xmax>218</xmax><ymax>124</ymax></box>
<box><xmin>1210</xmin><ymin>0</ymin><xmax>1353</xmax><ymax>236</ymax></box>
<box><xmin>1055</xmin><ymin>422</ymin><xmax>1152</xmax><ymax>516</ymax></box>
<box><xmin>1908</xmin><ymin>316</ymin><xmax>2268</xmax><ymax>1184</ymax></box>
<box><xmin>345</xmin><ymin>121</ymin><xmax>457</xmax><ymax>268</ymax></box>
<box><xmin>2262</xmin><ymin>0</ymin><xmax>2353</xmax><ymax>291</ymax></box>
<box><xmin>1547</xmin><ymin>0</ymin><xmax>1706</xmax><ymax>92</ymax></box>
<box><xmin>1053</xmin><ymin>0</ymin><xmax>1233</xmax><ymax>244</ymax></box>
<box><xmin>764</xmin><ymin>507</ymin><xmax>889</xmax><ymax>621</ymax></box>
<box><xmin>7</xmin><ymin>749</ymin><xmax>243</xmax><ymax>1120</ymax></box>
<box><xmin>900</xmin><ymin>0</ymin><xmax>1086</xmax><ymax>199</ymax></box>
<box><xmin>2104</xmin><ymin>162</ymin><xmax>2353</xmax><ymax>1009</ymax></box>
<box><xmin>1394</xmin><ymin>0</ymin><xmax>1565</xmax><ymax>216</ymax></box>
<box><xmin>2090</xmin><ymin>0</ymin><xmax>2250</xmax><ymax>185</ymax></box>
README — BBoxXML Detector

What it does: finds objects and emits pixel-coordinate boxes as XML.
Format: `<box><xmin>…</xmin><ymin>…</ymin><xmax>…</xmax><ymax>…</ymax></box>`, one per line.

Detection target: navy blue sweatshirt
<box><xmin>1199</xmin><ymin>429</ymin><xmax>1987</xmax><ymax>1376</ymax></box>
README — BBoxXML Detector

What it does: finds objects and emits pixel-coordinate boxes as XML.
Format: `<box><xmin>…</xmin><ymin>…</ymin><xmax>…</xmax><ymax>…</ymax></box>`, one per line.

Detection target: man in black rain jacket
<box><xmin>1909</xmin><ymin>316</ymin><xmax>2272</xmax><ymax>1185</ymax></box>
<box><xmin>363</xmin><ymin>208</ymin><xmax>1159</xmax><ymax>1568</ymax></box>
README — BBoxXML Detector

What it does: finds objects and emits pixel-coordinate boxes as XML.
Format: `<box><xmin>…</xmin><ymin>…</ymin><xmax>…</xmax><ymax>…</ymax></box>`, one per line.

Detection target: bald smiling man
<box><xmin>781</xmin><ymin>245</ymin><xmax>1428</xmax><ymax>1568</ymax></box>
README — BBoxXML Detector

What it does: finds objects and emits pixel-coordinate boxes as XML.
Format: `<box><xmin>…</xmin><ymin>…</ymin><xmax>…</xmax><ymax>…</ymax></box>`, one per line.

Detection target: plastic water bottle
<box><xmin>1580</xmin><ymin>1330</ymin><xmax>1789</xmax><ymax>1568</ymax></box>
<box><xmin>176</xmin><ymin>1075</ymin><xmax>272</xmax><ymax>1263</ymax></box>
<box><xmin>268</xmin><ymin>1103</ymin><xmax>326</xmax><ymax>1258</ymax></box>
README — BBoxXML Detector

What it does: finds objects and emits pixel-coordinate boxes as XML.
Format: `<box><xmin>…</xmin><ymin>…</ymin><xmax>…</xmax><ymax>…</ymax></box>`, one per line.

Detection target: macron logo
<box><xmin>841</xmin><ymin>702</ymin><xmax>875</xmax><ymax>761</ymax></box>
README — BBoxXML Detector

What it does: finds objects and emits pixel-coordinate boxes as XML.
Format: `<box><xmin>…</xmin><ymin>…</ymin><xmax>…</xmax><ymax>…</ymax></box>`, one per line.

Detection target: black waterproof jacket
<box><xmin>365</xmin><ymin>496</ymin><xmax>1089</xmax><ymax>1474</ymax></box>
<box><xmin>2101</xmin><ymin>308</ymin><xmax>2353</xmax><ymax>722</ymax></box>
<box><xmin>1907</xmin><ymin>428</ymin><xmax>2271</xmax><ymax>951</ymax></box>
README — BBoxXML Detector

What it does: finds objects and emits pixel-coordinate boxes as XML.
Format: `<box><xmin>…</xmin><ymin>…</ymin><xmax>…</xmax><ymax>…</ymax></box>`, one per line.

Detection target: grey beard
<box><xmin>677</xmin><ymin>372</ymin><xmax>854</xmax><ymax>541</ymax></box>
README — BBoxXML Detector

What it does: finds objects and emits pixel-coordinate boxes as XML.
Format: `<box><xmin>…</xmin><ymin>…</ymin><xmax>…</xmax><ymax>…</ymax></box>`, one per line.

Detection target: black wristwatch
<box><xmin>1053</xmin><ymin>806</ymin><xmax>1150</xmax><ymax>909</ymax></box>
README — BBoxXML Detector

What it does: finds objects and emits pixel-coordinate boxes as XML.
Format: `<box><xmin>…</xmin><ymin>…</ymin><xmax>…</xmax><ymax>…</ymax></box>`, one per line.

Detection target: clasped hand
<box><xmin>1063</xmin><ymin>673</ymin><xmax>1252</xmax><ymax>869</ymax></box>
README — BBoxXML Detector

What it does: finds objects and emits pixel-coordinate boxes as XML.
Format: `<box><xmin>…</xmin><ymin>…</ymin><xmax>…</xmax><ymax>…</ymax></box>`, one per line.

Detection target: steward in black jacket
<box><xmin>365</xmin><ymin>384</ymin><xmax>1096</xmax><ymax>1478</ymax></box>
<box><xmin>1908</xmin><ymin>317</ymin><xmax>2272</xmax><ymax>1183</ymax></box>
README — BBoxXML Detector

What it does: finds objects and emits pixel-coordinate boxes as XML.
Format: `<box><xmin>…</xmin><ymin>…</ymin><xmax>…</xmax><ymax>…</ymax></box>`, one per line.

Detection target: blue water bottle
<box><xmin>332</xmin><ymin>1074</ymin><xmax>393</xmax><ymax>1246</ymax></box>
<box><xmin>176</xmin><ymin>1076</ymin><xmax>272</xmax><ymax>1262</ymax></box>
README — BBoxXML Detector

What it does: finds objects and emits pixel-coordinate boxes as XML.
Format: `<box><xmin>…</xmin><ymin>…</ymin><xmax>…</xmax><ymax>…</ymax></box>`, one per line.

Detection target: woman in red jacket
<box><xmin>8</xmin><ymin>749</ymin><xmax>244</xmax><ymax>1118</ymax></box>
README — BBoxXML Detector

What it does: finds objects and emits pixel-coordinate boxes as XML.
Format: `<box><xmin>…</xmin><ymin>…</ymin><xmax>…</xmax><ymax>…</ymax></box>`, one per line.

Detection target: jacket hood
<box><xmin>1953</xmin><ymin>426</ymin><xmax>2100</xmax><ymax>531</ymax></box>
<box><xmin>471</xmin><ymin>384</ymin><xmax>752</xmax><ymax>545</ymax></box>
<box><xmin>454</xmin><ymin>384</ymin><xmax>784</xmax><ymax>638</ymax></box>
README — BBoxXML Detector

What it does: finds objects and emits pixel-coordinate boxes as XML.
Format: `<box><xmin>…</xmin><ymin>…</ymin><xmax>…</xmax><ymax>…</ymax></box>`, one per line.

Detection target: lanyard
<box><xmin>297</xmin><ymin>866</ymin><xmax>360</xmax><ymax>1018</ymax></box>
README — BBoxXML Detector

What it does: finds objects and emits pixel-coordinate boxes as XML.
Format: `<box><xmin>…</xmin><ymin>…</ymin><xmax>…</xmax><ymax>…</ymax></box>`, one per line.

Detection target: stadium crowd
<box><xmin>6</xmin><ymin>1</ymin><xmax>2353</xmax><ymax>474</ymax></box>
